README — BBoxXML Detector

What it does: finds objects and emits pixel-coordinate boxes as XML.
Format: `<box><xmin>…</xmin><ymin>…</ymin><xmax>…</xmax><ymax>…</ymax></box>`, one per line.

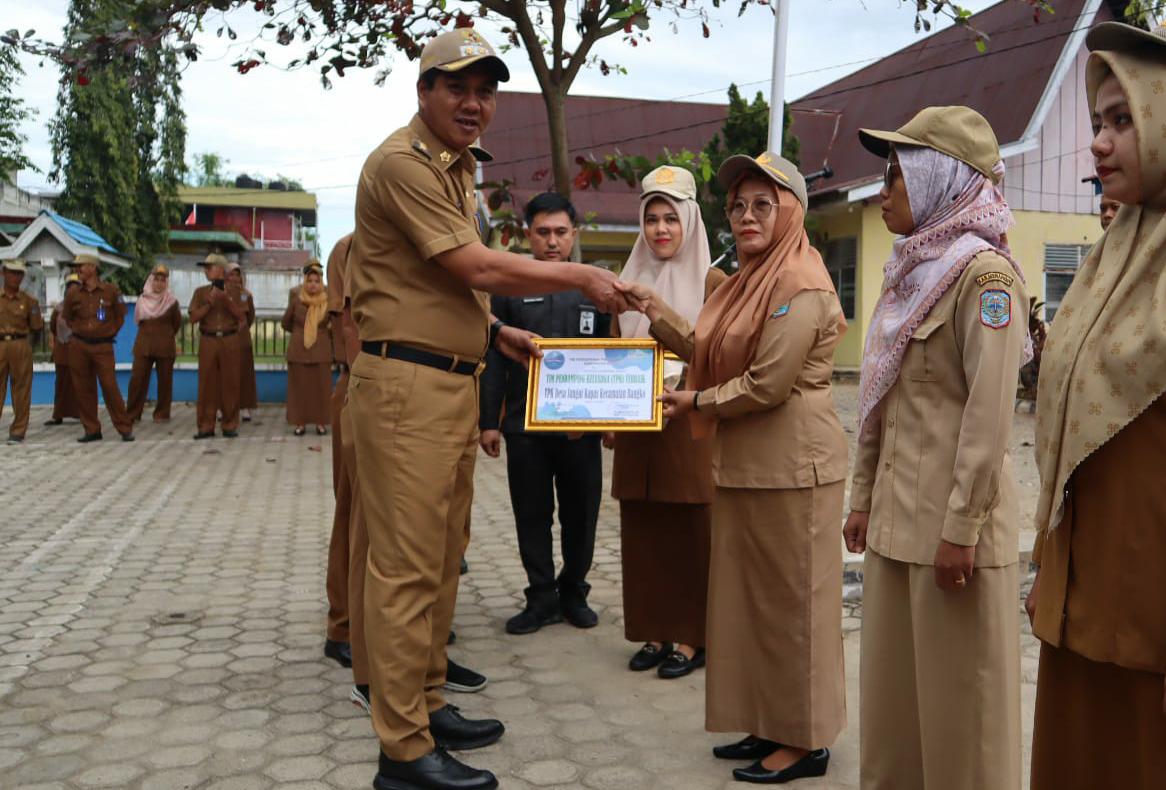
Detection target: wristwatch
<box><xmin>489</xmin><ymin>319</ymin><xmax>506</xmax><ymax>347</ymax></box>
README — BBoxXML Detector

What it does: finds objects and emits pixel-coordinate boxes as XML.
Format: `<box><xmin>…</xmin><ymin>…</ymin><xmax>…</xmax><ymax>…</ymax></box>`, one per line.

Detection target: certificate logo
<box><xmin>544</xmin><ymin>351</ymin><xmax>566</xmax><ymax>370</ymax></box>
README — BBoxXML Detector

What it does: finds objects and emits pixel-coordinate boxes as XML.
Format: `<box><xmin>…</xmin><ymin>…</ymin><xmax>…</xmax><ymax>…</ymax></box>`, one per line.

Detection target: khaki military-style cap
<box><xmin>420</xmin><ymin>28</ymin><xmax>509</xmax><ymax>82</ymax></box>
<box><xmin>641</xmin><ymin>166</ymin><xmax>697</xmax><ymax>202</ymax></box>
<box><xmin>199</xmin><ymin>253</ymin><xmax>228</xmax><ymax>267</ymax></box>
<box><xmin>150</xmin><ymin>263</ymin><xmax>169</xmax><ymax>276</ymax></box>
<box><xmin>72</xmin><ymin>253</ymin><xmax>100</xmax><ymax>266</ymax></box>
<box><xmin>469</xmin><ymin>141</ymin><xmax>494</xmax><ymax>162</ymax></box>
<box><xmin>859</xmin><ymin>106</ymin><xmax>1001</xmax><ymax>182</ymax></box>
<box><xmin>1087</xmin><ymin>20</ymin><xmax>1166</xmax><ymax>52</ymax></box>
<box><xmin>302</xmin><ymin>260</ymin><xmax>324</xmax><ymax>276</ymax></box>
<box><xmin>717</xmin><ymin>151</ymin><xmax>809</xmax><ymax>210</ymax></box>
<box><xmin>2</xmin><ymin>259</ymin><xmax>27</xmax><ymax>273</ymax></box>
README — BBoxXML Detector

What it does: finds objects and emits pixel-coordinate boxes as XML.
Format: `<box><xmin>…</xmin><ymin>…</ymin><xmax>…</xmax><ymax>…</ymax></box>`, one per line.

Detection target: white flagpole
<box><xmin>768</xmin><ymin>0</ymin><xmax>790</xmax><ymax>153</ymax></box>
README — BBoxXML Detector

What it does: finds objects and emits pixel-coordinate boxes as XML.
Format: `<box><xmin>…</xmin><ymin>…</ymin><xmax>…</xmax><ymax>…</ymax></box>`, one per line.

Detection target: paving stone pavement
<box><xmin>0</xmin><ymin>389</ymin><xmax>1041</xmax><ymax>789</ymax></box>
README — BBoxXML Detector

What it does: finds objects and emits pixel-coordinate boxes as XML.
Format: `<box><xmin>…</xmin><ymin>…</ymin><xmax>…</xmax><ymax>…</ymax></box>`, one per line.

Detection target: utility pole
<box><xmin>768</xmin><ymin>0</ymin><xmax>790</xmax><ymax>153</ymax></box>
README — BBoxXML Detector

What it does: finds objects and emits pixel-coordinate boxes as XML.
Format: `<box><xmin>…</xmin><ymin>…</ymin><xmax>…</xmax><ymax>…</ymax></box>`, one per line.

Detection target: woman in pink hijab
<box><xmin>127</xmin><ymin>263</ymin><xmax>181</xmax><ymax>423</ymax></box>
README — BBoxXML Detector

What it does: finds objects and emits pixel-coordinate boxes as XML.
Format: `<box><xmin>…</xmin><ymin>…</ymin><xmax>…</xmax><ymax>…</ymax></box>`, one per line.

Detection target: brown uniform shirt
<box><xmin>132</xmin><ymin>302</ymin><xmax>181</xmax><ymax>358</ymax></box>
<box><xmin>63</xmin><ymin>280</ymin><xmax>125</xmax><ymax>340</ymax></box>
<box><xmin>281</xmin><ymin>287</ymin><xmax>334</xmax><ymax>365</ymax></box>
<box><xmin>326</xmin><ymin>234</ymin><xmax>360</xmax><ymax>366</ymax></box>
<box><xmin>349</xmin><ymin>114</ymin><xmax>488</xmax><ymax>360</ymax></box>
<box><xmin>189</xmin><ymin>283</ymin><xmax>243</xmax><ymax>334</ymax></box>
<box><xmin>850</xmin><ymin>252</ymin><xmax>1028</xmax><ymax>567</ymax></box>
<box><xmin>0</xmin><ymin>288</ymin><xmax>43</xmax><ymax>336</ymax></box>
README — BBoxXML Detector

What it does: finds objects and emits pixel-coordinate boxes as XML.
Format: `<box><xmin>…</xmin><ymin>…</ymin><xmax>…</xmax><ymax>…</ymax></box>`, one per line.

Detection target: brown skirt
<box><xmin>239</xmin><ymin>335</ymin><xmax>257</xmax><ymax>408</ymax></box>
<box><xmin>1031</xmin><ymin>642</ymin><xmax>1166</xmax><ymax>790</ymax></box>
<box><xmin>619</xmin><ymin>500</ymin><xmax>711</xmax><ymax>647</ymax></box>
<box><xmin>705</xmin><ymin>483</ymin><xmax>846</xmax><ymax>750</ymax></box>
<box><xmin>52</xmin><ymin>362</ymin><xmax>79</xmax><ymax>420</ymax></box>
<box><xmin>286</xmin><ymin>362</ymin><xmax>332</xmax><ymax>425</ymax></box>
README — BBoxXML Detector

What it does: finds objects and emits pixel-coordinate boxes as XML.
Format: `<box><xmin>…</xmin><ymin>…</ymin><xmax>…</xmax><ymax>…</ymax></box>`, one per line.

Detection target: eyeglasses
<box><xmin>883</xmin><ymin>160</ymin><xmax>901</xmax><ymax>189</ymax></box>
<box><xmin>726</xmin><ymin>197</ymin><xmax>780</xmax><ymax>221</ymax></box>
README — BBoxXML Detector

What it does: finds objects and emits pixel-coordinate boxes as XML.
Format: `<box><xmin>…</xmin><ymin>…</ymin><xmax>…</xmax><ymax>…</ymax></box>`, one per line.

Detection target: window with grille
<box><xmin>1043</xmin><ymin>243</ymin><xmax>1092</xmax><ymax>322</ymax></box>
<box><xmin>824</xmin><ymin>237</ymin><xmax>857</xmax><ymax>319</ymax></box>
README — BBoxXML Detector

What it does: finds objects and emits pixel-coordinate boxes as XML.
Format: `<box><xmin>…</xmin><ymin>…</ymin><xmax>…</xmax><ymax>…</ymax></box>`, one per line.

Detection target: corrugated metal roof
<box><xmin>167</xmin><ymin>229</ymin><xmax>253</xmax><ymax>250</ymax></box>
<box><xmin>178</xmin><ymin>186</ymin><xmax>317</xmax><ymax>212</ymax></box>
<box><xmin>42</xmin><ymin>209</ymin><xmax>120</xmax><ymax>254</ymax></box>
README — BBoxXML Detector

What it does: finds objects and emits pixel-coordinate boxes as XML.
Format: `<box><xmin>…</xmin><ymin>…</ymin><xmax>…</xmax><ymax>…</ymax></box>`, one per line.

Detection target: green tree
<box><xmin>0</xmin><ymin>46</ymin><xmax>36</xmax><ymax>184</ymax></box>
<box><xmin>188</xmin><ymin>151</ymin><xmax>231</xmax><ymax>187</ymax></box>
<box><xmin>49</xmin><ymin>0</ymin><xmax>186</xmax><ymax>290</ymax></box>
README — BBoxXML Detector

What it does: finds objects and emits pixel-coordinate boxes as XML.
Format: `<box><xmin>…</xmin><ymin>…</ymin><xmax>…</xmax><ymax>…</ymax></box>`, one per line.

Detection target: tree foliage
<box><xmin>0</xmin><ymin>47</ymin><xmax>36</xmax><ymax>184</ymax></box>
<box><xmin>188</xmin><ymin>151</ymin><xmax>231</xmax><ymax>187</ymax></box>
<box><xmin>49</xmin><ymin>0</ymin><xmax>186</xmax><ymax>291</ymax></box>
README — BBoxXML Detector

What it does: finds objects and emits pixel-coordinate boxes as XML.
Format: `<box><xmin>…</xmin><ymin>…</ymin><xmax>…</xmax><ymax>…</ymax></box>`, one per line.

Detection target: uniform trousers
<box><xmin>0</xmin><ymin>337</ymin><xmax>33</xmax><ymax>438</ymax></box>
<box><xmin>126</xmin><ymin>354</ymin><xmax>175</xmax><ymax>421</ymax></box>
<box><xmin>52</xmin><ymin>359</ymin><xmax>79</xmax><ymax>420</ymax></box>
<box><xmin>348</xmin><ymin>353</ymin><xmax>477</xmax><ymax>761</ymax></box>
<box><xmin>341</xmin><ymin>400</ymin><xmax>370</xmax><ymax>685</ymax></box>
<box><xmin>860</xmin><ymin>550</ymin><xmax>1021</xmax><ymax>790</ymax></box>
<box><xmin>69</xmin><ymin>340</ymin><xmax>132</xmax><ymax>436</ymax></box>
<box><xmin>325</xmin><ymin>371</ymin><xmax>351</xmax><ymax>644</ymax></box>
<box><xmin>196</xmin><ymin>335</ymin><xmax>240</xmax><ymax>433</ymax></box>
<box><xmin>503</xmin><ymin>432</ymin><xmax>601</xmax><ymax>609</ymax></box>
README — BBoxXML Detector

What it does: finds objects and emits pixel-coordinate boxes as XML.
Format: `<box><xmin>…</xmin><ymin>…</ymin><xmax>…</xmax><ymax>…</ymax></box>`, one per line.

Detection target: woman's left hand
<box><xmin>658</xmin><ymin>388</ymin><xmax>697</xmax><ymax>420</ymax></box>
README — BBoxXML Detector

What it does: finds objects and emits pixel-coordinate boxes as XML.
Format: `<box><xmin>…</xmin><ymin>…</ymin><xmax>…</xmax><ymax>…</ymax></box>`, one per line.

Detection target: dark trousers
<box><xmin>504</xmin><ymin>432</ymin><xmax>602</xmax><ymax>609</ymax></box>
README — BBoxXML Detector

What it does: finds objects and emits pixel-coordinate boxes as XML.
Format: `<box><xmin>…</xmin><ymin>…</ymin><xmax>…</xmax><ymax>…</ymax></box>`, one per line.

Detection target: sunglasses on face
<box><xmin>883</xmin><ymin>160</ymin><xmax>901</xmax><ymax>189</ymax></box>
<box><xmin>725</xmin><ymin>197</ymin><xmax>780</xmax><ymax>221</ymax></box>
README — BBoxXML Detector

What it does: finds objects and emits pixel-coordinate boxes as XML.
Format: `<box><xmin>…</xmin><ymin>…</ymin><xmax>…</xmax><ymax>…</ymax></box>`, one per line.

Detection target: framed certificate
<box><xmin>524</xmin><ymin>338</ymin><xmax>664</xmax><ymax>432</ymax></box>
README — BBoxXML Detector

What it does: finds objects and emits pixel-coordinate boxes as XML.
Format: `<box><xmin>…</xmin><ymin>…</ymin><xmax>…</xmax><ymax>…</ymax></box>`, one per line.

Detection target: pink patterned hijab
<box><xmin>857</xmin><ymin>145</ymin><xmax>1029</xmax><ymax>434</ymax></box>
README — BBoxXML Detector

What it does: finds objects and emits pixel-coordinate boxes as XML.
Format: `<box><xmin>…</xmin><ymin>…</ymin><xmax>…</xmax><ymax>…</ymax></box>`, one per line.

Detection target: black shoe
<box><xmin>460</xmin><ymin>556</ymin><xmax>469</xmax><ymax>575</ymax></box>
<box><xmin>714</xmin><ymin>735</ymin><xmax>783</xmax><ymax>761</ymax></box>
<box><xmin>374</xmin><ymin>748</ymin><xmax>498</xmax><ymax>790</ymax></box>
<box><xmin>628</xmin><ymin>642</ymin><xmax>673</xmax><ymax>672</ymax></box>
<box><xmin>444</xmin><ymin>660</ymin><xmax>487</xmax><ymax>693</ymax></box>
<box><xmin>120</xmin><ymin>432</ymin><xmax>135</xmax><ymax>442</ymax></box>
<box><xmin>350</xmin><ymin>684</ymin><xmax>371</xmax><ymax>714</ymax></box>
<box><xmin>732</xmin><ymin>748</ymin><xmax>830</xmax><ymax>784</ymax></box>
<box><xmin>77</xmin><ymin>432</ymin><xmax>103</xmax><ymax>443</ymax></box>
<box><xmin>505</xmin><ymin>607</ymin><xmax>562</xmax><ymax>635</ymax></box>
<box><xmin>447</xmin><ymin>630</ymin><xmax>456</xmax><ymax>645</ymax></box>
<box><xmin>43</xmin><ymin>418</ymin><xmax>62</xmax><ymax>426</ymax></box>
<box><xmin>222</xmin><ymin>430</ymin><xmax>238</xmax><ymax>438</ymax></box>
<box><xmin>324</xmin><ymin>639</ymin><xmax>352</xmax><ymax>668</ymax></box>
<box><xmin>561</xmin><ymin>599</ymin><xmax>598</xmax><ymax>629</ymax></box>
<box><xmin>657</xmin><ymin>647</ymin><xmax>706</xmax><ymax>679</ymax></box>
<box><xmin>7</xmin><ymin>434</ymin><xmax>24</xmax><ymax>443</ymax></box>
<box><xmin>193</xmin><ymin>431</ymin><xmax>214</xmax><ymax>440</ymax></box>
<box><xmin>428</xmin><ymin>705</ymin><xmax>504</xmax><ymax>751</ymax></box>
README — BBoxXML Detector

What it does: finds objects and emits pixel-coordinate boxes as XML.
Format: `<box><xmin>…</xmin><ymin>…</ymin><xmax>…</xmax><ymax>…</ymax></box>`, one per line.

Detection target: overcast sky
<box><xmin>3</xmin><ymin>0</ymin><xmax>998</xmax><ymax>256</ymax></box>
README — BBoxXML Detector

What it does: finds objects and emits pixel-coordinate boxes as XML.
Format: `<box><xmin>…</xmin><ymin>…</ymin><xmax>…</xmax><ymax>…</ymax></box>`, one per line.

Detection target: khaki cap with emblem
<box><xmin>150</xmin><ymin>263</ymin><xmax>169</xmax><ymax>276</ymax></box>
<box><xmin>859</xmin><ymin>106</ymin><xmax>1001</xmax><ymax>182</ymax></box>
<box><xmin>717</xmin><ymin>151</ymin><xmax>809</xmax><ymax>210</ymax></box>
<box><xmin>1086</xmin><ymin>19</ymin><xmax>1166</xmax><ymax>52</ymax></box>
<box><xmin>641</xmin><ymin>165</ymin><xmax>697</xmax><ymax>202</ymax></box>
<box><xmin>420</xmin><ymin>28</ymin><xmax>510</xmax><ymax>82</ymax></box>
<box><xmin>302</xmin><ymin>259</ymin><xmax>324</xmax><ymax>276</ymax></box>
<box><xmin>2</xmin><ymin>259</ymin><xmax>26</xmax><ymax>273</ymax></box>
<box><xmin>199</xmin><ymin>253</ymin><xmax>229</xmax><ymax>267</ymax></box>
<box><xmin>72</xmin><ymin>253</ymin><xmax>100</xmax><ymax>267</ymax></box>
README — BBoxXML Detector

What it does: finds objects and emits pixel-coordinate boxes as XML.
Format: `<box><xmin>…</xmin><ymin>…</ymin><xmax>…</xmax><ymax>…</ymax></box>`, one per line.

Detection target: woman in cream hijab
<box><xmin>610</xmin><ymin>165</ymin><xmax>726</xmax><ymax>680</ymax></box>
<box><xmin>1027</xmin><ymin>21</ymin><xmax>1166</xmax><ymax>789</ymax></box>
<box><xmin>282</xmin><ymin>260</ymin><xmax>333</xmax><ymax>435</ymax></box>
<box><xmin>618</xmin><ymin>153</ymin><xmax>847</xmax><ymax>784</ymax></box>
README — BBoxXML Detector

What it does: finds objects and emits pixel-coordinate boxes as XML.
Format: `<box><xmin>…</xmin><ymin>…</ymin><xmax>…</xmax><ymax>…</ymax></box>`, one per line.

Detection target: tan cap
<box><xmin>1087</xmin><ymin>20</ymin><xmax>1166</xmax><ymax>53</ymax></box>
<box><xmin>65</xmin><ymin>272</ymin><xmax>81</xmax><ymax>285</ymax></box>
<box><xmin>641</xmin><ymin>166</ymin><xmax>697</xmax><ymax>202</ymax></box>
<box><xmin>859</xmin><ymin>106</ymin><xmax>1001</xmax><ymax>182</ymax></box>
<box><xmin>468</xmin><ymin>141</ymin><xmax>494</xmax><ymax>163</ymax></box>
<box><xmin>72</xmin><ymin>253</ymin><xmax>100</xmax><ymax>266</ymax></box>
<box><xmin>199</xmin><ymin>253</ymin><xmax>228</xmax><ymax>267</ymax></box>
<box><xmin>2</xmin><ymin>259</ymin><xmax>26</xmax><ymax>273</ymax></box>
<box><xmin>150</xmin><ymin>263</ymin><xmax>169</xmax><ymax>276</ymax></box>
<box><xmin>420</xmin><ymin>28</ymin><xmax>509</xmax><ymax>82</ymax></box>
<box><xmin>717</xmin><ymin>152</ymin><xmax>808</xmax><ymax>210</ymax></box>
<box><xmin>302</xmin><ymin>259</ymin><xmax>324</xmax><ymax>276</ymax></box>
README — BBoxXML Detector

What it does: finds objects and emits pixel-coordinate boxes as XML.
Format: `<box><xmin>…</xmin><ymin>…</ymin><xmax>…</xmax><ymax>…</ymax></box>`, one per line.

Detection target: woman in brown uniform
<box><xmin>127</xmin><ymin>264</ymin><xmax>181</xmax><ymax>423</ymax></box>
<box><xmin>1027</xmin><ymin>22</ymin><xmax>1166</xmax><ymax>790</ymax></box>
<box><xmin>228</xmin><ymin>264</ymin><xmax>258</xmax><ymax>421</ymax></box>
<box><xmin>611</xmin><ymin>165</ymin><xmax>725</xmax><ymax>679</ymax></box>
<box><xmin>619</xmin><ymin>153</ymin><xmax>847</xmax><ymax>784</ymax></box>
<box><xmin>282</xmin><ymin>261</ymin><xmax>332</xmax><ymax>435</ymax></box>
<box><xmin>45</xmin><ymin>274</ymin><xmax>80</xmax><ymax>425</ymax></box>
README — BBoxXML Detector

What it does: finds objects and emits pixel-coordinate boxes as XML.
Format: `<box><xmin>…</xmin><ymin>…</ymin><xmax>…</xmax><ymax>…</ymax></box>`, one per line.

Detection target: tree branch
<box><xmin>506</xmin><ymin>0</ymin><xmax>554</xmax><ymax>92</ymax></box>
<box><xmin>561</xmin><ymin>9</ymin><xmax>623</xmax><ymax>91</ymax></box>
<box><xmin>550</xmin><ymin>0</ymin><xmax>566</xmax><ymax>82</ymax></box>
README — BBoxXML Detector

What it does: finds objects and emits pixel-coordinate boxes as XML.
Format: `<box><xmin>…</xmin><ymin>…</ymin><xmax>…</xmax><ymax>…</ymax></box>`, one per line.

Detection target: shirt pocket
<box><xmin>904</xmin><ymin>317</ymin><xmax>947</xmax><ymax>382</ymax></box>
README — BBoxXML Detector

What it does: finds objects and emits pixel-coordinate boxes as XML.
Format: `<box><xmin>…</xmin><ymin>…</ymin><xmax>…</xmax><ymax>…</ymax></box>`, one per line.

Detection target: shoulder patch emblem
<box><xmin>770</xmin><ymin>304</ymin><xmax>790</xmax><ymax>319</ymax></box>
<box><xmin>975</xmin><ymin>271</ymin><xmax>1014</xmax><ymax>288</ymax></box>
<box><xmin>411</xmin><ymin>139</ymin><xmax>431</xmax><ymax>159</ymax></box>
<box><xmin>980</xmin><ymin>289</ymin><xmax>1011</xmax><ymax>329</ymax></box>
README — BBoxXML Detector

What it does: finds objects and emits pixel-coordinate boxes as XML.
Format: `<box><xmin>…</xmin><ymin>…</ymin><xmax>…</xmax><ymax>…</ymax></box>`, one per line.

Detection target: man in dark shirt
<box><xmin>479</xmin><ymin>193</ymin><xmax>610</xmax><ymax>635</ymax></box>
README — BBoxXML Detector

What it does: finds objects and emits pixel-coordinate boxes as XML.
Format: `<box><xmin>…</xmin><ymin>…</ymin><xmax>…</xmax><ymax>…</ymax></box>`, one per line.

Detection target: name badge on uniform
<box><xmin>770</xmin><ymin>304</ymin><xmax>790</xmax><ymax>319</ymax></box>
<box><xmin>522</xmin><ymin>297</ymin><xmax>545</xmax><ymax>304</ymax></box>
<box><xmin>97</xmin><ymin>299</ymin><xmax>107</xmax><ymax>322</ymax></box>
<box><xmin>579</xmin><ymin>309</ymin><xmax>596</xmax><ymax>335</ymax></box>
<box><xmin>980</xmin><ymin>290</ymin><xmax>1011</xmax><ymax>329</ymax></box>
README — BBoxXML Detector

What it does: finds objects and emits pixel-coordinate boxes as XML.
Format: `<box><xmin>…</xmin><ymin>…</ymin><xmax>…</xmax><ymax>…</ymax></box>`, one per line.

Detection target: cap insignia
<box><xmin>656</xmin><ymin>167</ymin><xmax>675</xmax><ymax>185</ymax></box>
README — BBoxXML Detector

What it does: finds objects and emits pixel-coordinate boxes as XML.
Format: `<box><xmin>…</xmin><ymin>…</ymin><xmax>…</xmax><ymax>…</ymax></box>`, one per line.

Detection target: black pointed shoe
<box><xmin>657</xmin><ymin>647</ymin><xmax>706</xmax><ymax>679</ymax></box>
<box><xmin>323</xmin><ymin>639</ymin><xmax>352</xmax><ymax>668</ymax></box>
<box><xmin>713</xmin><ymin>735</ymin><xmax>783</xmax><ymax>761</ymax></box>
<box><xmin>374</xmin><ymin>747</ymin><xmax>498</xmax><ymax>790</ymax></box>
<box><xmin>429</xmin><ymin>704</ymin><xmax>504</xmax><ymax>751</ymax></box>
<box><xmin>628</xmin><ymin>642</ymin><xmax>673</xmax><ymax>672</ymax></box>
<box><xmin>732</xmin><ymin>748</ymin><xmax>830</xmax><ymax>784</ymax></box>
<box><xmin>444</xmin><ymin>660</ymin><xmax>487</xmax><ymax>693</ymax></box>
<box><xmin>505</xmin><ymin>607</ymin><xmax>562</xmax><ymax>635</ymax></box>
<box><xmin>77</xmin><ymin>432</ymin><xmax>103</xmax><ymax>443</ymax></box>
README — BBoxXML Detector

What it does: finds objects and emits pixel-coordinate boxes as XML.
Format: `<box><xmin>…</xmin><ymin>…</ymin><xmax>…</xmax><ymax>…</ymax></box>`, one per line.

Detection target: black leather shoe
<box><xmin>628</xmin><ymin>642</ymin><xmax>673</xmax><ymax>672</ymax></box>
<box><xmin>193</xmin><ymin>431</ymin><xmax>214</xmax><ymax>440</ymax></box>
<box><xmin>658</xmin><ymin>647</ymin><xmax>706</xmax><ymax>679</ymax></box>
<box><xmin>460</xmin><ymin>556</ymin><xmax>469</xmax><ymax>575</ymax></box>
<box><xmin>732</xmin><ymin>748</ymin><xmax>830</xmax><ymax>784</ymax></box>
<box><xmin>7</xmin><ymin>434</ymin><xmax>24</xmax><ymax>443</ymax></box>
<box><xmin>429</xmin><ymin>705</ymin><xmax>504</xmax><ymax>751</ymax></box>
<box><xmin>374</xmin><ymin>748</ymin><xmax>498</xmax><ymax>790</ymax></box>
<box><xmin>714</xmin><ymin>735</ymin><xmax>783</xmax><ymax>761</ymax></box>
<box><xmin>561</xmin><ymin>599</ymin><xmax>598</xmax><ymax>629</ymax></box>
<box><xmin>447</xmin><ymin>630</ymin><xmax>456</xmax><ymax>645</ymax></box>
<box><xmin>43</xmin><ymin>418</ymin><xmax>62</xmax><ymax>426</ymax></box>
<box><xmin>505</xmin><ymin>607</ymin><xmax>562</xmax><ymax>635</ymax></box>
<box><xmin>77</xmin><ymin>432</ymin><xmax>102</xmax><ymax>443</ymax></box>
<box><xmin>120</xmin><ymin>432</ymin><xmax>135</xmax><ymax>442</ymax></box>
<box><xmin>444</xmin><ymin>660</ymin><xmax>487</xmax><ymax>693</ymax></box>
<box><xmin>323</xmin><ymin>639</ymin><xmax>352</xmax><ymax>668</ymax></box>
<box><xmin>222</xmin><ymin>430</ymin><xmax>238</xmax><ymax>438</ymax></box>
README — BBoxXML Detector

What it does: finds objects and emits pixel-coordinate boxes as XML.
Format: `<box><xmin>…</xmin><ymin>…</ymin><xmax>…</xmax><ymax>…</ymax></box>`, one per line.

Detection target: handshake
<box><xmin>581</xmin><ymin>270</ymin><xmax>655</xmax><ymax>317</ymax></box>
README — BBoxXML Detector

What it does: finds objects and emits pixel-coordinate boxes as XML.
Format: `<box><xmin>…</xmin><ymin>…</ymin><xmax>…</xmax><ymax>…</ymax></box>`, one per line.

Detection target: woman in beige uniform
<box><xmin>45</xmin><ymin>274</ymin><xmax>80</xmax><ymax>426</ymax></box>
<box><xmin>844</xmin><ymin>107</ymin><xmax>1029</xmax><ymax>790</ymax></box>
<box><xmin>127</xmin><ymin>264</ymin><xmax>181</xmax><ymax>423</ymax></box>
<box><xmin>619</xmin><ymin>152</ymin><xmax>847</xmax><ymax>784</ymax></box>
<box><xmin>610</xmin><ymin>165</ymin><xmax>725</xmax><ymax>679</ymax></box>
<box><xmin>282</xmin><ymin>261</ymin><xmax>332</xmax><ymax>435</ymax></box>
<box><xmin>227</xmin><ymin>264</ymin><xmax>258</xmax><ymax>421</ymax></box>
<box><xmin>1027</xmin><ymin>22</ymin><xmax>1166</xmax><ymax>790</ymax></box>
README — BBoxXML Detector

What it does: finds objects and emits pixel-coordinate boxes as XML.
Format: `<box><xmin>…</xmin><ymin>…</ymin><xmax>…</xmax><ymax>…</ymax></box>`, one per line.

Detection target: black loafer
<box><xmin>657</xmin><ymin>647</ymin><xmax>705</xmax><ymax>679</ymax></box>
<box><xmin>43</xmin><ymin>418</ymin><xmax>62</xmax><ymax>426</ymax></box>
<box><xmin>628</xmin><ymin>642</ymin><xmax>673</xmax><ymax>672</ymax></box>
<box><xmin>561</xmin><ymin>599</ymin><xmax>598</xmax><ymax>629</ymax></box>
<box><xmin>120</xmin><ymin>432</ymin><xmax>135</xmax><ymax>442</ymax></box>
<box><xmin>324</xmin><ymin>639</ymin><xmax>352</xmax><ymax>668</ymax></box>
<box><xmin>193</xmin><ymin>431</ymin><xmax>214</xmax><ymax>440</ymax></box>
<box><xmin>374</xmin><ymin>747</ymin><xmax>498</xmax><ymax>790</ymax></box>
<box><xmin>429</xmin><ymin>705</ymin><xmax>504</xmax><ymax>751</ymax></box>
<box><xmin>7</xmin><ymin>434</ymin><xmax>24</xmax><ymax>443</ymax></box>
<box><xmin>505</xmin><ymin>607</ymin><xmax>562</xmax><ymax>635</ymax></box>
<box><xmin>444</xmin><ymin>660</ymin><xmax>487</xmax><ymax>693</ymax></box>
<box><xmin>77</xmin><ymin>432</ymin><xmax>103</xmax><ymax>443</ymax></box>
<box><xmin>222</xmin><ymin>430</ymin><xmax>238</xmax><ymax>438</ymax></box>
<box><xmin>732</xmin><ymin>748</ymin><xmax>830</xmax><ymax>784</ymax></box>
<box><xmin>714</xmin><ymin>735</ymin><xmax>783</xmax><ymax>761</ymax></box>
<box><xmin>460</xmin><ymin>557</ymin><xmax>469</xmax><ymax>575</ymax></box>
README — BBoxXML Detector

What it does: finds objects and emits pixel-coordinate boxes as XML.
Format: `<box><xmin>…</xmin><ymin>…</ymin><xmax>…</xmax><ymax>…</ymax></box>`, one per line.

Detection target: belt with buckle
<box><xmin>201</xmin><ymin>329</ymin><xmax>238</xmax><ymax>338</ymax></box>
<box><xmin>75</xmin><ymin>335</ymin><xmax>114</xmax><ymax>344</ymax></box>
<box><xmin>0</xmin><ymin>333</ymin><xmax>28</xmax><ymax>341</ymax></box>
<box><xmin>361</xmin><ymin>341</ymin><xmax>479</xmax><ymax>376</ymax></box>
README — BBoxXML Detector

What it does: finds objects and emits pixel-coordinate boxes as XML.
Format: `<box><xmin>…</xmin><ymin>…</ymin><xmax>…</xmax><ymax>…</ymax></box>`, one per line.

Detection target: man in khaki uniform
<box><xmin>189</xmin><ymin>253</ymin><xmax>245</xmax><ymax>439</ymax></box>
<box><xmin>0</xmin><ymin>260</ymin><xmax>44</xmax><ymax>442</ymax></box>
<box><xmin>63</xmin><ymin>253</ymin><xmax>134</xmax><ymax>443</ymax></box>
<box><xmin>843</xmin><ymin>108</ymin><xmax>1028</xmax><ymax>790</ymax></box>
<box><xmin>347</xmin><ymin>28</ymin><xmax>624</xmax><ymax>790</ymax></box>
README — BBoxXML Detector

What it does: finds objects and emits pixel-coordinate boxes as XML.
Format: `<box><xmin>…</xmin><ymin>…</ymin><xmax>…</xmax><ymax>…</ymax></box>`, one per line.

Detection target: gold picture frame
<box><xmin>524</xmin><ymin>338</ymin><xmax>665</xmax><ymax>432</ymax></box>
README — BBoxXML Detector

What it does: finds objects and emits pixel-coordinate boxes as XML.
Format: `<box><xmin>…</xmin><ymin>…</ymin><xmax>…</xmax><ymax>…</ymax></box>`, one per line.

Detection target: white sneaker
<box><xmin>350</xmin><ymin>684</ymin><xmax>370</xmax><ymax>714</ymax></box>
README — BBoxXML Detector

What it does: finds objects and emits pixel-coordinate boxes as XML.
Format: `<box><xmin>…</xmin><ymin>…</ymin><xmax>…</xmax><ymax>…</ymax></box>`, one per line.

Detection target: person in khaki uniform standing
<box><xmin>347</xmin><ymin>28</ymin><xmax>623</xmax><ymax>790</ymax></box>
<box><xmin>63</xmin><ymin>253</ymin><xmax>134</xmax><ymax>443</ymax></box>
<box><xmin>126</xmin><ymin>264</ymin><xmax>181</xmax><ymax>423</ymax></box>
<box><xmin>189</xmin><ymin>253</ymin><xmax>245</xmax><ymax>439</ymax></box>
<box><xmin>842</xmin><ymin>107</ymin><xmax>1029</xmax><ymax>790</ymax></box>
<box><xmin>281</xmin><ymin>260</ymin><xmax>333</xmax><ymax>435</ymax></box>
<box><xmin>45</xmin><ymin>273</ymin><xmax>81</xmax><ymax>426</ymax></box>
<box><xmin>0</xmin><ymin>260</ymin><xmax>44</xmax><ymax>442</ymax></box>
<box><xmin>226</xmin><ymin>264</ymin><xmax>258</xmax><ymax>421</ymax></box>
